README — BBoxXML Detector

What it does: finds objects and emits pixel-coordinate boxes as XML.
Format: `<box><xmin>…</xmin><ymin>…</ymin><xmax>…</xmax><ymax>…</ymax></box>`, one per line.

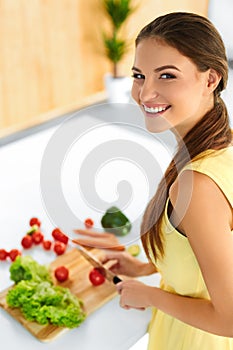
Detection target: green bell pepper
<box><xmin>101</xmin><ymin>206</ymin><xmax>132</xmax><ymax>236</ymax></box>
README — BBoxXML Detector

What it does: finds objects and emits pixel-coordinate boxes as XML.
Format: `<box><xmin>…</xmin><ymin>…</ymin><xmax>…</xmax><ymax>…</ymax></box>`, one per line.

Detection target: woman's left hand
<box><xmin>116</xmin><ymin>280</ymin><xmax>152</xmax><ymax>310</ymax></box>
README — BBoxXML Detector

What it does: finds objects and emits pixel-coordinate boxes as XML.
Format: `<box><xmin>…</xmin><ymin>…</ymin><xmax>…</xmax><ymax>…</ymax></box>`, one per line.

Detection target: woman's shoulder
<box><xmin>184</xmin><ymin>146</ymin><xmax>233</xmax><ymax>172</ymax></box>
<box><xmin>180</xmin><ymin>146</ymin><xmax>233</xmax><ymax>207</ymax></box>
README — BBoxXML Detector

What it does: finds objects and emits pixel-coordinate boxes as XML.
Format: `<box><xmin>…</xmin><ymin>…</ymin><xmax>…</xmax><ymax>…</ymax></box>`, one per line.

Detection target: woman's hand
<box><xmin>116</xmin><ymin>280</ymin><xmax>154</xmax><ymax>310</ymax></box>
<box><xmin>101</xmin><ymin>251</ymin><xmax>157</xmax><ymax>277</ymax></box>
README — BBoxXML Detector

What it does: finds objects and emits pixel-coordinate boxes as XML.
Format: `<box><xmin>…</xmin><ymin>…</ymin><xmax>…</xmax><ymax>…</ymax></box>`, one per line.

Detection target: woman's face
<box><xmin>131</xmin><ymin>38</ymin><xmax>215</xmax><ymax>137</ymax></box>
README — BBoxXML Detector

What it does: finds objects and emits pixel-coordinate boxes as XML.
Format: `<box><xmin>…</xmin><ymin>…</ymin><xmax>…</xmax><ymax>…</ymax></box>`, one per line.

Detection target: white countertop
<box><xmin>0</xmin><ymin>103</ymin><xmax>168</xmax><ymax>350</ymax></box>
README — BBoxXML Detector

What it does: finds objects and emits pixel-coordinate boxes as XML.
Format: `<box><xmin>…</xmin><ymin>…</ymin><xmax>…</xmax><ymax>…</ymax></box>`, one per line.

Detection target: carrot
<box><xmin>72</xmin><ymin>238</ymin><xmax>125</xmax><ymax>251</ymax></box>
<box><xmin>73</xmin><ymin>228</ymin><xmax>117</xmax><ymax>240</ymax></box>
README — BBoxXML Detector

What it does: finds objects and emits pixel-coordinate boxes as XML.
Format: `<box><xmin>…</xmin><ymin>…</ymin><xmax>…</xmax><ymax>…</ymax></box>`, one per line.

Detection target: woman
<box><xmin>103</xmin><ymin>12</ymin><xmax>233</xmax><ymax>349</ymax></box>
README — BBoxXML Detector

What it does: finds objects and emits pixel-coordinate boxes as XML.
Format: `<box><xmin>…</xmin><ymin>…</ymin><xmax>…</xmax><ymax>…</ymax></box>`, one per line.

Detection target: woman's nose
<box><xmin>139</xmin><ymin>78</ymin><xmax>159</xmax><ymax>102</ymax></box>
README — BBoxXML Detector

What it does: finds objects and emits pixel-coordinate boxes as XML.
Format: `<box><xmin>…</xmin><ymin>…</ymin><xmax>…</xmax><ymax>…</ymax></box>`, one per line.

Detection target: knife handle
<box><xmin>113</xmin><ymin>276</ymin><xmax>122</xmax><ymax>284</ymax></box>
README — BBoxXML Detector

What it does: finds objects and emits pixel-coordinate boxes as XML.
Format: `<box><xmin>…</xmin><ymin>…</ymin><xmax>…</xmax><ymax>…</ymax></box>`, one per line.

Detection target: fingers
<box><xmin>120</xmin><ymin>304</ymin><xmax>145</xmax><ymax>311</ymax></box>
<box><xmin>116</xmin><ymin>280</ymin><xmax>147</xmax><ymax>311</ymax></box>
<box><xmin>120</xmin><ymin>303</ymin><xmax>131</xmax><ymax>310</ymax></box>
<box><xmin>101</xmin><ymin>252</ymin><xmax>122</xmax><ymax>264</ymax></box>
<box><xmin>116</xmin><ymin>281</ymin><xmax>123</xmax><ymax>294</ymax></box>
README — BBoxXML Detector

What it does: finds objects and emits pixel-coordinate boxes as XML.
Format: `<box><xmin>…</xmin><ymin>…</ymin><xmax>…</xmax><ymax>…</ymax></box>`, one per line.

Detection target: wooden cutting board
<box><xmin>0</xmin><ymin>248</ymin><xmax>119</xmax><ymax>342</ymax></box>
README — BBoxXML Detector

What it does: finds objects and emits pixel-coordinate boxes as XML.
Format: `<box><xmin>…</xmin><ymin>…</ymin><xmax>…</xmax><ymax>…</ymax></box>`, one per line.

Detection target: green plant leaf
<box><xmin>103</xmin><ymin>0</ymin><xmax>134</xmax><ymax>30</ymax></box>
<box><xmin>104</xmin><ymin>34</ymin><xmax>126</xmax><ymax>63</ymax></box>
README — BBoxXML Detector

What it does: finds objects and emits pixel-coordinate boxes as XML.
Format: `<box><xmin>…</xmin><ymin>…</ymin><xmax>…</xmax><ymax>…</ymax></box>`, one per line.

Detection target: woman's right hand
<box><xmin>101</xmin><ymin>251</ymin><xmax>157</xmax><ymax>278</ymax></box>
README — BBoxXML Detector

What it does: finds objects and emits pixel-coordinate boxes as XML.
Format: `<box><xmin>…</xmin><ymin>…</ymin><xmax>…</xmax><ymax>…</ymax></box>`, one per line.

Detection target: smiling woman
<box><xmin>131</xmin><ymin>39</ymin><xmax>221</xmax><ymax>136</ymax></box>
<box><xmin>103</xmin><ymin>11</ymin><xmax>233</xmax><ymax>350</ymax></box>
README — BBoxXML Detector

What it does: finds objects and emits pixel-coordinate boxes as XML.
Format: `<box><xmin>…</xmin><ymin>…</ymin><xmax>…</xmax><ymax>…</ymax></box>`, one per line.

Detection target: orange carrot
<box><xmin>73</xmin><ymin>228</ymin><xmax>117</xmax><ymax>240</ymax></box>
<box><xmin>72</xmin><ymin>238</ymin><xmax>125</xmax><ymax>251</ymax></box>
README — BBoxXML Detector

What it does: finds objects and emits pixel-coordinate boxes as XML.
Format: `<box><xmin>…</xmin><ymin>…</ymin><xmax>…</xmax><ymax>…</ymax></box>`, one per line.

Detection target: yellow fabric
<box><xmin>148</xmin><ymin>147</ymin><xmax>233</xmax><ymax>350</ymax></box>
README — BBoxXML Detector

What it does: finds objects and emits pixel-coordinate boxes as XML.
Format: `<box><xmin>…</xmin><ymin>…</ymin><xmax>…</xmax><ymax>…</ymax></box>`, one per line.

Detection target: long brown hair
<box><xmin>138</xmin><ymin>12</ymin><xmax>232</xmax><ymax>261</ymax></box>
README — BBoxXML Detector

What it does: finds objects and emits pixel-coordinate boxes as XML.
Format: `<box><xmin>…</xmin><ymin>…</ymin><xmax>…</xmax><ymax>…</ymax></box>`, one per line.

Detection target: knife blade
<box><xmin>73</xmin><ymin>241</ymin><xmax>122</xmax><ymax>285</ymax></box>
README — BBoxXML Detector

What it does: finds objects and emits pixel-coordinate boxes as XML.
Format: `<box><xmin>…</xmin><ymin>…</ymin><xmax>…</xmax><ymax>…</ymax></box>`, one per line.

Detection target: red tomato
<box><xmin>32</xmin><ymin>231</ymin><xmax>44</xmax><ymax>244</ymax></box>
<box><xmin>0</xmin><ymin>249</ymin><xmax>8</xmax><ymax>261</ymax></box>
<box><xmin>29</xmin><ymin>217</ymin><xmax>41</xmax><ymax>227</ymax></box>
<box><xmin>54</xmin><ymin>266</ymin><xmax>69</xmax><ymax>282</ymax></box>
<box><xmin>53</xmin><ymin>241</ymin><xmax>66</xmax><ymax>255</ymax></box>
<box><xmin>84</xmin><ymin>218</ymin><xmax>94</xmax><ymax>229</ymax></box>
<box><xmin>89</xmin><ymin>268</ymin><xmax>105</xmax><ymax>286</ymax></box>
<box><xmin>52</xmin><ymin>228</ymin><xmax>68</xmax><ymax>245</ymax></box>
<box><xmin>42</xmin><ymin>240</ymin><xmax>52</xmax><ymax>250</ymax></box>
<box><xmin>9</xmin><ymin>249</ymin><xmax>21</xmax><ymax>262</ymax></box>
<box><xmin>21</xmin><ymin>235</ymin><xmax>33</xmax><ymax>249</ymax></box>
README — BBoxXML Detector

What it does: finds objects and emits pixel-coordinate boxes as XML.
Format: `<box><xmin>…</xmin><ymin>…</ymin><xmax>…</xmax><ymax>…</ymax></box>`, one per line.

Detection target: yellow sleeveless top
<box><xmin>148</xmin><ymin>147</ymin><xmax>233</xmax><ymax>350</ymax></box>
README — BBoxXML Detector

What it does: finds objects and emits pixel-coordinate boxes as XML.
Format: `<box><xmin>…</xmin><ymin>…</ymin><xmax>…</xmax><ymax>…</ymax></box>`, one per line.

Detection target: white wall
<box><xmin>208</xmin><ymin>0</ymin><xmax>233</xmax><ymax>60</ymax></box>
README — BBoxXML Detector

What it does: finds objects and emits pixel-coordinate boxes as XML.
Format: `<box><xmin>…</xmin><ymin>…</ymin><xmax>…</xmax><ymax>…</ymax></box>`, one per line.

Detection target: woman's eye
<box><xmin>160</xmin><ymin>73</ymin><xmax>176</xmax><ymax>79</ymax></box>
<box><xmin>131</xmin><ymin>73</ymin><xmax>145</xmax><ymax>80</ymax></box>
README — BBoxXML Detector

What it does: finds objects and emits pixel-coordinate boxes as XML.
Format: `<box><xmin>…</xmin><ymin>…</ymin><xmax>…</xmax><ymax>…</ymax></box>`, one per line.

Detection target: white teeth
<box><xmin>143</xmin><ymin>105</ymin><xmax>168</xmax><ymax>114</ymax></box>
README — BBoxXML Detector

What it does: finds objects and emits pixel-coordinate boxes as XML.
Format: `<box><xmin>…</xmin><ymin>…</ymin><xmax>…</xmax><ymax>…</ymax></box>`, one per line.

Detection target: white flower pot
<box><xmin>104</xmin><ymin>74</ymin><xmax>132</xmax><ymax>103</ymax></box>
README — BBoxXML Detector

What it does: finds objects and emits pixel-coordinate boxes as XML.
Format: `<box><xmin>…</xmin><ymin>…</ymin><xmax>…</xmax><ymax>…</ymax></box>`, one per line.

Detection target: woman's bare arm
<box><xmin>118</xmin><ymin>170</ymin><xmax>233</xmax><ymax>337</ymax></box>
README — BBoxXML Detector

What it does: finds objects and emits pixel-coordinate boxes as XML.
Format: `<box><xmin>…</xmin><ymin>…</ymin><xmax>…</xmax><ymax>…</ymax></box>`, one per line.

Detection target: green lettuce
<box><xmin>9</xmin><ymin>255</ymin><xmax>51</xmax><ymax>283</ymax></box>
<box><xmin>6</xmin><ymin>256</ymin><xmax>86</xmax><ymax>328</ymax></box>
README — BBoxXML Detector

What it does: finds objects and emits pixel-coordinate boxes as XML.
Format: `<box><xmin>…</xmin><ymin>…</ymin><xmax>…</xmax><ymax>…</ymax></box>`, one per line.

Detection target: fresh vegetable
<box><xmin>7</xmin><ymin>281</ymin><xmax>85</xmax><ymax>328</ymax></box>
<box><xmin>0</xmin><ymin>249</ymin><xmax>8</xmax><ymax>260</ymax></box>
<box><xmin>29</xmin><ymin>217</ymin><xmax>41</xmax><ymax>227</ymax></box>
<box><xmin>72</xmin><ymin>238</ymin><xmax>125</xmax><ymax>251</ymax></box>
<box><xmin>52</xmin><ymin>228</ymin><xmax>69</xmax><ymax>245</ymax></box>
<box><xmin>8</xmin><ymin>249</ymin><xmax>21</xmax><ymax>262</ymax></box>
<box><xmin>84</xmin><ymin>218</ymin><xmax>94</xmax><ymax>229</ymax></box>
<box><xmin>26</xmin><ymin>224</ymin><xmax>40</xmax><ymax>236</ymax></box>
<box><xmin>54</xmin><ymin>266</ymin><xmax>69</xmax><ymax>282</ymax></box>
<box><xmin>73</xmin><ymin>228</ymin><xmax>125</xmax><ymax>251</ymax></box>
<box><xmin>6</xmin><ymin>256</ymin><xmax>86</xmax><ymax>328</ymax></box>
<box><xmin>89</xmin><ymin>268</ymin><xmax>105</xmax><ymax>286</ymax></box>
<box><xmin>32</xmin><ymin>231</ymin><xmax>44</xmax><ymax>245</ymax></box>
<box><xmin>101</xmin><ymin>206</ymin><xmax>132</xmax><ymax>236</ymax></box>
<box><xmin>21</xmin><ymin>235</ymin><xmax>33</xmax><ymax>249</ymax></box>
<box><xmin>127</xmin><ymin>244</ymin><xmax>140</xmax><ymax>257</ymax></box>
<box><xmin>9</xmin><ymin>255</ymin><xmax>51</xmax><ymax>283</ymax></box>
<box><xmin>42</xmin><ymin>240</ymin><xmax>52</xmax><ymax>250</ymax></box>
<box><xmin>53</xmin><ymin>241</ymin><xmax>66</xmax><ymax>255</ymax></box>
<box><xmin>74</xmin><ymin>228</ymin><xmax>116</xmax><ymax>239</ymax></box>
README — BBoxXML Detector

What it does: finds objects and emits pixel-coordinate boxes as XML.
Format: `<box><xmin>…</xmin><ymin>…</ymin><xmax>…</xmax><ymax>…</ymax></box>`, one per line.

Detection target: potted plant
<box><xmin>102</xmin><ymin>0</ymin><xmax>136</xmax><ymax>103</ymax></box>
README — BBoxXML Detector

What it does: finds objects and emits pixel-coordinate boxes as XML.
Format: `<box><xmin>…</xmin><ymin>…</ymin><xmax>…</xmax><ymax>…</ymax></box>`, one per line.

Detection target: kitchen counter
<box><xmin>0</xmin><ymin>102</ymin><xmax>174</xmax><ymax>349</ymax></box>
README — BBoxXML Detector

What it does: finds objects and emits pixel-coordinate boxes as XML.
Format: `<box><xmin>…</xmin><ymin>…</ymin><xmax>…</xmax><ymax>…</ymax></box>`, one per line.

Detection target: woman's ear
<box><xmin>206</xmin><ymin>69</ymin><xmax>222</xmax><ymax>93</ymax></box>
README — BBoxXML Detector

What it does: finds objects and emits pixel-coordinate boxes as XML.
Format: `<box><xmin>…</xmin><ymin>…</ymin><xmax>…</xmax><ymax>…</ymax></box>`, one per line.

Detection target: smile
<box><xmin>142</xmin><ymin>104</ymin><xmax>171</xmax><ymax>115</ymax></box>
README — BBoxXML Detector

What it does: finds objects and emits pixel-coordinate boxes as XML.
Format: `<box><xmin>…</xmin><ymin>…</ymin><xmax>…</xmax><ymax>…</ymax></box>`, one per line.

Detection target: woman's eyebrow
<box><xmin>131</xmin><ymin>66</ymin><xmax>142</xmax><ymax>72</ymax></box>
<box><xmin>154</xmin><ymin>65</ymin><xmax>180</xmax><ymax>72</ymax></box>
<box><xmin>131</xmin><ymin>65</ymin><xmax>180</xmax><ymax>72</ymax></box>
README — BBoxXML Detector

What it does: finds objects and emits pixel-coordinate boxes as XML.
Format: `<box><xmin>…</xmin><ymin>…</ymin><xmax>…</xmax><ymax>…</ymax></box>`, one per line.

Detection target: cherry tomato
<box><xmin>54</xmin><ymin>241</ymin><xmax>66</xmax><ymax>255</ymax></box>
<box><xmin>89</xmin><ymin>268</ymin><xmax>105</xmax><ymax>286</ymax></box>
<box><xmin>9</xmin><ymin>249</ymin><xmax>21</xmax><ymax>262</ymax></box>
<box><xmin>29</xmin><ymin>217</ymin><xmax>41</xmax><ymax>227</ymax></box>
<box><xmin>42</xmin><ymin>240</ymin><xmax>52</xmax><ymax>250</ymax></box>
<box><xmin>21</xmin><ymin>235</ymin><xmax>33</xmax><ymax>249</ymax></box>
<box><xmin>52</xmin><ymin>228</ymin><xmax>68</xmax><ymax>245</ymax></box>
<box><xmin>54</xmin><ymin>266</ymin><xmax>69</xmax><ymax>282</ymax></box>
<box><xmin>0</xmin><ymin>249</ymin><xmax>8</xmax><ymax>261</ymax></box>
<box><xmin>84</xmin><ymin>218</ymin><xmax>94</xmax><ymax>229</ymax></box>
<box><xmin>32</xmin><ymin>231</ymin><xmax>44</xmax><ymax>245</ymax></box>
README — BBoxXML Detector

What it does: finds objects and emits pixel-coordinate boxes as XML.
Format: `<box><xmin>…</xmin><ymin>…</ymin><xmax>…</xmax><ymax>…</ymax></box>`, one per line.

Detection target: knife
<box><xmin>73</xmin><ymin>241</ymin><xmax>122</xmax><ymax>285</ymax></box>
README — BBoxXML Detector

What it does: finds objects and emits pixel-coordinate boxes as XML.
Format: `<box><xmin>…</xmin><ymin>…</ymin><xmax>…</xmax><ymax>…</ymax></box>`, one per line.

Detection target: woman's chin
<box><xmin>145</xmin><ymin>117</ymin><xmax>172</xmax><ymax>133</ymax></box>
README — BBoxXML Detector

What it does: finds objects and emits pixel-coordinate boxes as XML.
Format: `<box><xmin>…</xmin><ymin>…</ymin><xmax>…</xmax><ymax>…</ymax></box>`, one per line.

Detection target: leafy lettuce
<box><xmin>6</xmin><ymin>256</ymin><xmax>86</xmax><ymax>328</ymax></box>
<box><xmin>9</xmin><ymin>255</ymin><xmax>51</xmax><ymax>283</ymax></box>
